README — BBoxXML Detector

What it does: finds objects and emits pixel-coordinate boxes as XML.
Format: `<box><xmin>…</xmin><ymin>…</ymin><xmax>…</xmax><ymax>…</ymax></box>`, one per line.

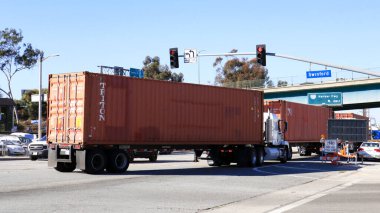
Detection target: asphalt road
<box><xmin>0</xmin><ymin>151</ymin><xmax>379</xmax><ymax>213</ymax></box>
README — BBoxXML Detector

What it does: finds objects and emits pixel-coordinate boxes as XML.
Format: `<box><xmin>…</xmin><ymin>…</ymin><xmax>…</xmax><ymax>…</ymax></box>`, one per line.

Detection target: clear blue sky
<box><xmin>1</xmin><ymin>0</ymin><xmax>380</xmax><ymax>121</ymax></box>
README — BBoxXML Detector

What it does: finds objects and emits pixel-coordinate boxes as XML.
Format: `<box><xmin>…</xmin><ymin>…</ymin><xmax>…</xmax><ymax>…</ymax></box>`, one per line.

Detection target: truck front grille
<box><xmin>29</xmin><ymin>145</ymin><xmax>47</xmax><ymax>151</ymax></box>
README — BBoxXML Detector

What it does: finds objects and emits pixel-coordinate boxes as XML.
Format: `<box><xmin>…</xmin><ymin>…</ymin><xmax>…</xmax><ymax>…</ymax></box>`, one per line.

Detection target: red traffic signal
<box><xmin>169</xmin><ymin>48</ymin><xmax>179</xmax><ymax>69</ymax></box>
<box><xmin>256</xmin><ymin>44</ymin><xmax>266</xmax><ymax>66</ymax></box>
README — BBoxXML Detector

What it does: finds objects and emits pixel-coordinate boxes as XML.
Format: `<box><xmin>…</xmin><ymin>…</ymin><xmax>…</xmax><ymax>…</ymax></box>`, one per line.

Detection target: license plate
<box><xmin>32</xmin><ymin>152</ymin><xmax>37</xmax><ymax>155</ymax></box>
<box><xmin>60</xmin><ymin>149</ymin><xmax>70</xmax><ymax>155</ymax></box>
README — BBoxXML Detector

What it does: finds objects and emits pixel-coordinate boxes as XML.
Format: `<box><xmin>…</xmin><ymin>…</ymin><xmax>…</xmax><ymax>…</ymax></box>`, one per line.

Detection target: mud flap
<box><xmin>76</xmin><ymin>150</ymin><xmax>86</xmax><ymax>170</ymax></box>
<box><xmin>48</xmin><ymin>147</ymin><xmax>57</xmax><ymax>168</ymax></box>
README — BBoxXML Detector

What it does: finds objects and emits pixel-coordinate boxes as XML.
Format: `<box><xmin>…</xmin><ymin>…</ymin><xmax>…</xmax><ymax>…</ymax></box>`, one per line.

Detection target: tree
<box><xmin>267</xmin><ymin>80</ymin><xmax>275</xmax><ymax>88</ymax></box>
<box><xmin>0</xmin><ymin>28</ymin><xmax>41</xmax><ymax>100</ymax></box>
<box><xmin>142</xmin><ymin>56</ymin><xmax>184</xmax><ymax>82</ymax></box>
<box><xmin>16</xmin><ymin>89</ymin><xmax>48</xmax><ymax>120</ymax></box>
<box><xmin>277</xmin><ymin>80</ymin><xmax>288</xmax><ymax>87</ymax></box>
<box><xmin>213</xmin><ymin>49</ymin><xmax>271</xmax><ymax>88</ymax></box>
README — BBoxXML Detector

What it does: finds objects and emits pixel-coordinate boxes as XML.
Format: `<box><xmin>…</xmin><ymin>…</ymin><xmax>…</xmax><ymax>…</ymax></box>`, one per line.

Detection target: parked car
<box><xmin>1</xmin><ymin>135</ymin><xmax>31</xmax><ymax>152</ymax></box>
<box><xmin>0</xmin><ymin>139</ymin><xmax>26</xmax><ymax>156</ymax></box>
<box><xmin>28</xmin><ymin>135</ymin><xmax>48</xmax><ymax>160</ymax></box>
<box><xmin>357</xmin><ymin>142</ymin><xmax>380</xmax><ymax>160</ymax></box>
<box><xmin>10</xmin><ymin>132</ymin><xmax>35</xmax><ymax>140</ymax></box>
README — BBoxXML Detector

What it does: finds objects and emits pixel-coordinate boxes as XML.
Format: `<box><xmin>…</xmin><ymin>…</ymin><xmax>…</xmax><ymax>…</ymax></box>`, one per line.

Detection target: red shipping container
<box><xmin>264</xmin><ymin>100</ymin><xmax>333</xmax><ymax>143</ymax></box>
<box><xmin>48</xmin><ymin>72</ymin><xmax>264</xmax><ymax>147</ymax></box>
<box><xmin>335</xmin><ymin>113</ymin><xmax>368</xmax><ymax>120</ymax></box>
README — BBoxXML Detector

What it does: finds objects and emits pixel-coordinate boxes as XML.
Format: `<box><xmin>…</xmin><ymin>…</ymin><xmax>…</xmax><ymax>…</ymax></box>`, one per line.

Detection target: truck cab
<box><xmin>263</xmin><ymin>112</ymin><xmax>291</xmax><ymax>162</ymax></box>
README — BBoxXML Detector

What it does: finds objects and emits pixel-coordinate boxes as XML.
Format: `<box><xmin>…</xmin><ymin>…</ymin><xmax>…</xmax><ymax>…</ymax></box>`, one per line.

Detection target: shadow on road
<box><xmin>131</xmin><ymin>159</ymin><xmax>194</xmax><ymax>164</ymax></box>
<box><xmin>121</xmin><ymin>158</ymin><xmax>364</xmax><ymax>177</ymax></box>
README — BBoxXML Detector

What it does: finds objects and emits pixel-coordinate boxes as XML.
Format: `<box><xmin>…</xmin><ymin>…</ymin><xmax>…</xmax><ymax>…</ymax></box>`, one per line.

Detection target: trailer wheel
<box><xmin>248</xmin><ymin>148</ymin><xmax>257</xmax><ymax>167</ymax></box>
<box><xmin>106</xmin><ymin>150</ymin><xmax>129</xmax><ymax>173</ymax></box>
<box><xmin>55</xmin><ymin>162</ymin><xmax>76</xmax><ymax>172</ymax></box>
<box><xmin>149</xmin><ymin>154</ymin><xmax>158</xmax><ymax>162</ymax></box>
<box><xmin>287</xmin><ymin>146</ymin><xmax>293</xmax><ymax>160</ymax></box>
<box><xmin>207</xmin><ymin>159</ymin><xmax>222</xmax><ymax>166</ymax></box>
<box><xmin>237</xmin><ymin>147</ymin><xmax>248</xmax><ymax>167</ymax></box>
<box><xmin>84</xmin><ymin>149</ymin><xmax>107</xmax><ymax>174</ymax></box>
<box><xmin>207</xmin><ymin>149</ymin><xmax>222</xmax><ymax>166</ymax></box>
<box><xmin>256</xmin><ymin>147</ymin><xmax>264</xmax><ymax>166</ymax></box>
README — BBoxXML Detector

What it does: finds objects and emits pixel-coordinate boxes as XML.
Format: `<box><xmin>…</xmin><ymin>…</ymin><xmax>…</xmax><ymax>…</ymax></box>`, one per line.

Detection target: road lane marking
<box><xmin>253</xmin><ymin>167</ymin><xmax>319</xmax><ymax>180</ymax></box>
<box><xmin>268</xmin><ymin>180</ymin><xmax>359</xmax><ymax>213</ymax></box>
<box><xmin>272</xmin><ymin>165</ymin><xmax>330</xmax><ymax>172</ymax></box>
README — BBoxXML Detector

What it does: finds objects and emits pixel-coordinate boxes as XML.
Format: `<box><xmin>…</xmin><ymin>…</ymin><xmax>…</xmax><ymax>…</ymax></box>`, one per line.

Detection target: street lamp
<box><xmin>38</xmin><ymin>53</ymin><xmax>59</xmax><ymax>139</ymax></box>
<box><xmin>197</xmin><ymin>50</ymin><xmax>206</xmax><ymax>84</ymax></box>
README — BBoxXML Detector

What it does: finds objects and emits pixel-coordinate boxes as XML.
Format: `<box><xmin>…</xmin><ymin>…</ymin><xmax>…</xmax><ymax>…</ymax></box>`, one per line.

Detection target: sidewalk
<box><xmin>0</xmin><ymin>155</ymin><xmax>29</xmax><ymax>161</ymax></box>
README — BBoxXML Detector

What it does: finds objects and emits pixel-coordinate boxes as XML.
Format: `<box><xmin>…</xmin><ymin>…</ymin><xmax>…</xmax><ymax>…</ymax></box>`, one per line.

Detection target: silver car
<box><xmin>357</xmin><ymin>142</ymin><xmax>380</xmax><ymax>160</ymax></box>
<box><xmin>0</xmin><ymin>141</ymin><xmax>26</xmax><ymax>156</ymax></box>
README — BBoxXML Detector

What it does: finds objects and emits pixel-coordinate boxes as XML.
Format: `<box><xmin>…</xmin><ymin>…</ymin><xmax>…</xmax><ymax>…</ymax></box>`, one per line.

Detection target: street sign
<box><xmin>306</xmin><ymin>70</ymin><xmax>331</xmax><ymax>78</ymax></box>
<box><xmin>31</xmin><ymin>94</ymin><xmax>47</xmax><ymax>102</ymax></box>
<box><xmin>324</xmin><ymin>139</ymin><xmax>338</xmax><ymax>153</ymax></box>
<box><xmin>184</xmin><ymin>49</ymin><xmax>197</xmax><ymax>63</ymax></box>
<box><xmin>308</xmin><ymin>92</ymin><xmax>343</xmax><ymax>106</ymax></box>
<box><xmin>114</xmin><ymin>66</ymin><xmax>125</xmax><ymax>76</ymax></box>
<box><xmin>130</xmin><ymin>68</ymin><xmax>144</xmax><ymax>78</ymax></box>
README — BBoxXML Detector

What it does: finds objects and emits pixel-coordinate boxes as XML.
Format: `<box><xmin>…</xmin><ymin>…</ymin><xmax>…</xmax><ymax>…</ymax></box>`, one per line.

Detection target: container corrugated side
<box><xmin>264</xmin><ymin>100</ymin><xmax>333</xmax><ymax>143</ymax></box>
<box><xmin>48</xmin><ymin>72</ymin><xmax>264</xmax><ymax>146</ymax></box>
<box><xmin>335</xmin><ymin>113</ymin><xmax>369</xmax><ymax>120</ymax></box>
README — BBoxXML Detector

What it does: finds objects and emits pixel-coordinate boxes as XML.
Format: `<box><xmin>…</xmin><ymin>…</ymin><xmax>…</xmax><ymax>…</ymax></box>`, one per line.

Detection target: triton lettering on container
<box><xmin>264</xmin><ymin>100</ymin><xmax>333</xmax><ymax>158</ymax></box>
<box><xmin>47</xmin><ymin>72</ymin><xmax>291</xmax><ymax>174</ymax></box>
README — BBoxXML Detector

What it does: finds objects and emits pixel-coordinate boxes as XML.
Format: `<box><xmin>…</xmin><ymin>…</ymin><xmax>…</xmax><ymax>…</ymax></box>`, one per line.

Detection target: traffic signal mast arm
<box><xmin>266</xmin><ymin>53</ymin><xmax>380</xmax><ymax>77</ymax></box>
<box><xmin>193</xmin><ymin>51</ymin><xmax>380</xmax><ymax>77</ymax></box>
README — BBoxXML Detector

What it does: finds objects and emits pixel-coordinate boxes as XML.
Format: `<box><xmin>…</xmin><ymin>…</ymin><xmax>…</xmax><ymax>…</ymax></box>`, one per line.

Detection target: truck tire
<box><xmin>207</xmin><ymin>159</ymin><xmax>222</xmax><ymax>166</ymax></box>
<box><xmin>106</xmin><ymin>150</ymin><xmax>130</xmax><ymax>173</ymax></box>
<box><xmin>280</xmin><ymin>148</ymin><xmax>288</xmax><ymax>163</ymax></box>
<box><xmin>287</xmin><ymin>146</ymin><xmax>293</xmax><ymax>160</ymax></box>
<box><xmin>149</xmin><ymin>154</ymin><xmax>158</xmax><ymax>162</ymax></box>
<box><xmin>55</xmin><ymin>162</ymin><xmax>76</xmax><ymax>172</ymax></box>
<box><xmin>248</xmin><ymin>148</ymin><xmax>257</xmax><ymax>168</ymax></box>
<box><xmin>84</xmin><ymin>149</ymin><xmax>107</xmax><ymax>174</ymax></box>
<box><xmin>30</xmin><ymin>156</ymin><xmax>38</xmax><ymax>161</ymax></box>
<box><xmin>207</xmin><ymin>149</ymin><xmax>222</xmax><ymax>166</ymax></box>
<box><xmin>256</xmin><ymin>147</ymin><xmax>264</xmax><ymax>167</ymax></box>
<box><xmin>237</xmin><ymin>147</ymin><xmax>250</xmax><ymax>167</ymax></box>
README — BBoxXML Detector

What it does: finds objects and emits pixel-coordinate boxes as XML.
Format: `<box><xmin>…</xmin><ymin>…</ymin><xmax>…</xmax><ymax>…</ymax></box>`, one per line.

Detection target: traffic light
<box><xmin>256</xmin><ymin>44</ymin><xmax>266</xmax><ymax>66</ymax></box>
<box><xmin>169</xmin><ymin>48</ymin><xmax>179</xmax><ymax>68</ymax></box>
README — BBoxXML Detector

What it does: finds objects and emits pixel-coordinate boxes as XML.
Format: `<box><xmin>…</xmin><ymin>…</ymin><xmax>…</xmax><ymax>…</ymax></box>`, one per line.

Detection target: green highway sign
<box><xmin>307</xmin><ymin>92</ymin><xmax>343</xmax><ymax>106</ymax></box>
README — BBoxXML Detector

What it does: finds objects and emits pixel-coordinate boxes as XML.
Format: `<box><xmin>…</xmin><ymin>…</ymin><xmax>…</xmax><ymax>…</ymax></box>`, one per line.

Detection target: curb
<box><xmin>0</xmin><ymin>157</ymin><xmax>30</xmax><ymax>161</ymax></box>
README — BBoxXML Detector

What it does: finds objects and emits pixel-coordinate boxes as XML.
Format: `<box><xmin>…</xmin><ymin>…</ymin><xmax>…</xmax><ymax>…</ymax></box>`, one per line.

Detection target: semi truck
<box><xmin>264</xmin><ymin>100</ymin><xmax>333</xmax><ymax>158</ymax></box>
<box><xmin>47</xmin><ymin>72</ymin><xmax>289</xmax><ymax>174</ymax></box>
